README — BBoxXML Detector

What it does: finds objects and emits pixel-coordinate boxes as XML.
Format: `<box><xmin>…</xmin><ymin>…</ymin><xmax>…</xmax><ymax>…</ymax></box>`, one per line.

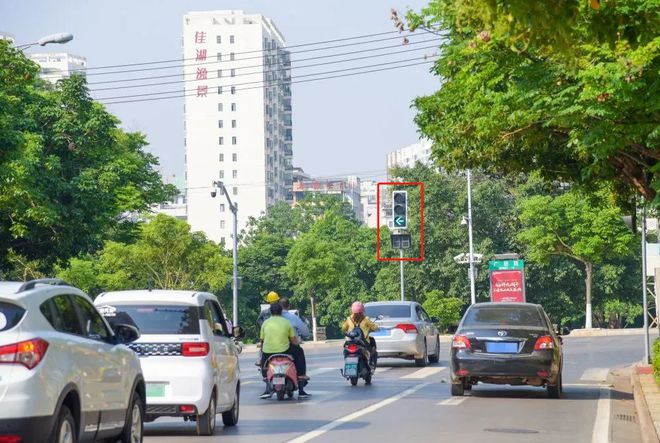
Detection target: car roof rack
<box><xmin>17</xmin><ymin>278</ymin><xmax>73</xmax><ymax>293</ymax></box>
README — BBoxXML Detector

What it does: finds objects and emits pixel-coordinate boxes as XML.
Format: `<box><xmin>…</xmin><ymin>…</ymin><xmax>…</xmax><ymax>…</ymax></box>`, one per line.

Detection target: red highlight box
<box><xmin>376</xmin><ymin>182</ymin><xmax>424</xmax><ymax>261</ymax></box>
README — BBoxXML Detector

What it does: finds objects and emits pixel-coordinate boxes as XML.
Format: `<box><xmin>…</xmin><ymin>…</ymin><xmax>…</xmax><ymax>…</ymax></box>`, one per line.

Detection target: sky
<box><xmin>0</xmin><ymin>0</ymin><xmax>440</xmax><ymax>183</ymax></box>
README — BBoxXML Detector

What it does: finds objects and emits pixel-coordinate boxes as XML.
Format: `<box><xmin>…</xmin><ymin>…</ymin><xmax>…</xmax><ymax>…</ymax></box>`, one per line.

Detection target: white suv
<box><xmin>94</xmin><ymin>290</ymin><xmax>241</xmax><ymax>436</ymax></box>
<box><xmin>0</xmin><ymin>279</ymin><xmax>145</xmax><ymax>443</ymax></box>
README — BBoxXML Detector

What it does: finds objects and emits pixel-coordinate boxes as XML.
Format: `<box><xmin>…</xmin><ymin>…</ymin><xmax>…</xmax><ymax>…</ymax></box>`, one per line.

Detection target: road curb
<box><xmin>569</xmin><ymin>328</ymin><xmax>646</xmax><ymax>337</ymax></box>
<box><xmin>631</xmin><ymin>364</ymin><xmax>660</xmax><ymax>443</ymax></box>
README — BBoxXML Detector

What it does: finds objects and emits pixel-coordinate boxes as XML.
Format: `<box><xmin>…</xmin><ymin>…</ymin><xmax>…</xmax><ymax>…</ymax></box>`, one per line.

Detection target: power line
<box><xmin>97</xmin><ymin>56</ymin><xmax>438</xmax><ymax>102</ymax></box>
<box><xmin>42</xmin><ymin>30</ymin><xmax>429</xmax><ymax>79</ymax></box>
<box><xmin>88</xmin><ymin>38</ymin><xmax>440</xmax><ymax>88</ymax></box>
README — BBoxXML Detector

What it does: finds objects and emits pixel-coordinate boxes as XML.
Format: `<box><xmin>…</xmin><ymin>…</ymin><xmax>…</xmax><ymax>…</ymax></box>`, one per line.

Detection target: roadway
<box><xmin>143</xmin><ymin>334</ymin><xmax>645</xmax><ymax>443</ymax></box>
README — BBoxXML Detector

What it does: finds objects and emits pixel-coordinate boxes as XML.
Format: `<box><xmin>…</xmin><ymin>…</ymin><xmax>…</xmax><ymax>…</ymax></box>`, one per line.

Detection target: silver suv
<box><xmin>0</xmin><ymin>279</ymin><xmax>145</xmax><ymax>443</ymax></box>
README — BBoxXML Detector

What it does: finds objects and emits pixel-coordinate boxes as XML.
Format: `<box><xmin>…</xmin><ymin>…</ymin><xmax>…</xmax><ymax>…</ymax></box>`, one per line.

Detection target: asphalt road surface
<box><xmin>143</xmin><ymin>334</ymin><xmax>645</xmax><ymax>443</ymax></box>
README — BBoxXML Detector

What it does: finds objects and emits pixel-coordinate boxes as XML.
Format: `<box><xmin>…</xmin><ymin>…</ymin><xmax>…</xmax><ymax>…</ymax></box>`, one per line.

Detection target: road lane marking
<box><xmin>592</xmin><ymin>387</ymin><xmax>611</xmax><ymax>443</ymax></box>
<box><xmin>287</xmin><ymin>382</ymin><xmax>432</xmax><ymax>443</ymax></box>
<box><xmin>436</xmin><ymin>397</ymin><xmax>467</xmax><ymax>406</ymax></box>
<box><xmin>580</xmin><ymin>368</ymin><xmax>610</xmax><ymax>382</ymax></box>
<box><xmin>401</xmin><ymin>366</ymin><xmax>445</xmax><ymax>379</ymax></box>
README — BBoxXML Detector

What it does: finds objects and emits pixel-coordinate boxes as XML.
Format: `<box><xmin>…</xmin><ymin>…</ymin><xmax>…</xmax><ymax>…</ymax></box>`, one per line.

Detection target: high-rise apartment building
<box><xmin>28</xmin><ymin>52</ymin><xmax>87</xmax><ymax>83</ymax></box>
<box><xmin>386</xmin><ymin>139</ymin><xmax>433</xmax><ymax>171</ymax></box>
<box><xmin>183</xmin><ymin>10</ymin><xmax>293</xmax><ymax>245</ymax></box>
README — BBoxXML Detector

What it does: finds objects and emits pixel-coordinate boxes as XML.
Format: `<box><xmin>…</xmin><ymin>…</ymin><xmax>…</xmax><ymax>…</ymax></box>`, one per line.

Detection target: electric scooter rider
<box><xmin>259</xmin><ymin>302</ymin><xmax>310</xmax><ymax>398</ymax></box>
<box><xmin>341</xmin><ymin>301</ymin><xmax>379</xmax><ymax>368</ymax></box>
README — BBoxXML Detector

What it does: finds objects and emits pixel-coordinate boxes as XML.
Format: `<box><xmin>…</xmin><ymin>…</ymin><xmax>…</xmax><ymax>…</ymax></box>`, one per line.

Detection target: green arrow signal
<box><xmin>394</xmin><ymin>216</ymin><xmax>406</xmax><ymax>226</ymax></box>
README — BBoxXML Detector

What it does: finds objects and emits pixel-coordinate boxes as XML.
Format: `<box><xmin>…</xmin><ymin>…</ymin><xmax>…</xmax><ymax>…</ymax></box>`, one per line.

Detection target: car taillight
<box><xmin>395</xmin><ymin>323</ymin><xmax>418</xmax><ymax>333</ymax></box>
<box><xmin>346</xmin><ymin>344</ymin><xmax>358</xmax><ymax>353</ymax></box>
<box><xmin>452</xmin><ymin>335</ymin><xmax>471</xmax><ymax>350</ymax></box>
<box><xmin>534</xmin><ymin>336</ymin><xmax>555</xmax><ymax>350</ymax></box>
<box><xmin>182</xmin><ymin>342</ymin><xmax>209</xmax><ymax>357</ymax></box>
<box><xmin>179</xmin><ymin>405</ymin><xmax>195</xmax><ymax>413</ymax></box>
<box><xmin>0</xmin><ymin>338</ymin><xmax>49</xmax><ymax>370</ymax></box>
<box><xmin>0</xmin><ymin>436</ymin><xmax>22</xmax><ymax>443</ymax></box>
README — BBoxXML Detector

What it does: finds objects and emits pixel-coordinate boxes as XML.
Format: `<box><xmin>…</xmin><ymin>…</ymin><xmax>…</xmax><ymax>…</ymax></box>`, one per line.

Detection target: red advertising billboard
<box><xmin>490</xmin><ymin>270</ymin><xmax>525</xmax><ymax>303</ymax></box>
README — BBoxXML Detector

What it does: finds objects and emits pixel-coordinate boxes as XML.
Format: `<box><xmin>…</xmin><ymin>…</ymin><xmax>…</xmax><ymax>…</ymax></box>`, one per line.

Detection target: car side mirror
<box><xmin>232</xmin><ymin>325</ymin><xmax>244</xmax><ymax>339</ymax></box>
<box><xmin>561</xmin><ymin>326</ymin><xmax>570</xmax><ymax>336</ymax></box>
<box><xmin>447</xmin><ymin>325</ymin><xmax>458</xmax><ymax>334</ymax></box>
<box><xmin>113</xmin><ymin>324</ymin><xmax>140</xmax><ymax>344</ymax></box>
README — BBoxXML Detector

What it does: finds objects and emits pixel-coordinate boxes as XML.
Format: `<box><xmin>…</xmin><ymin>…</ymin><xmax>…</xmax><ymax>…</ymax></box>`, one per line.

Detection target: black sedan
<box><xmin>449</xmin><ymin>302</ymin><xmax>563</xmax><ymax>398</ymax></box>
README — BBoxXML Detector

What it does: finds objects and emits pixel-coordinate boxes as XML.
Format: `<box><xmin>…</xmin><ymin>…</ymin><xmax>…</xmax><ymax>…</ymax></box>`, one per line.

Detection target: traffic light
<box><xmin>392</xmin><ymin>190</ymin><xmax>407</xmax><ymax>229</ymax></box>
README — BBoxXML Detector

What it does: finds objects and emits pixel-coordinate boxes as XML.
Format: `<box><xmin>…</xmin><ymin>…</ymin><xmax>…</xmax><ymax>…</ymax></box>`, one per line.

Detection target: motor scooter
<box><xmin>340</xmin><ymin>327</ymin><xmax>375</xmax><ymax>386</ymax></box>
<box><xmin>263</xmin><ymin>354</ymin><xmax>307</xmax><ymax>400</ymax></box>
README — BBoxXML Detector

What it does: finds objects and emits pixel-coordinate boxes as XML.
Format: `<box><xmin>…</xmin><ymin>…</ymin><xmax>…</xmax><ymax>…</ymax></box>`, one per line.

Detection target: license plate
<box><xmin>146</xmin><ymin>383</ymin><xmax>166</xmax><ymax>397</ymax></box>
<box><xmin>344</xmin><ymin>357</ymin><xmax>358</xmax><ymax>376</ymax></box>
<box><xmin>273</xmin><ymin>376</ymin><xmax>285</xmax><ymax>386</ymax></box>
<box><xmin>486</xmin><ymin>342</ymin><xmax>518</xmax><ymax>353</ymax></box>
<box><xmin>371</xmin><ymin>329</ymin><xmax>389</xmax><ymax>337</ymax></box>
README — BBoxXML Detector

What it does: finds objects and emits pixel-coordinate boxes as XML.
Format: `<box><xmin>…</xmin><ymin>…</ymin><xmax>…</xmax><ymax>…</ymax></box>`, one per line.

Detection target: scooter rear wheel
<box><xmin>350</xmin><ymin>376</ymin><xmax>358</xmax><ymax>386</ymax></box>
<box><xmin>276</xmin><ymin>390</ymin><xmax>285</xmax><ymax>401</ymax></box>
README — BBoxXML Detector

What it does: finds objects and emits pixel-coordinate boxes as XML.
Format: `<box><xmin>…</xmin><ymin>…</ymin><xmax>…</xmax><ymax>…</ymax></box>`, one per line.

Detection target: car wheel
<box><xmin>119</xmin><ymin>393</ymin><xmax>144</xmax><ymax>443</ymax></box>
<box><xmin>222</xmin><ymin>385</ymin><xmax>240</xmax><ymax>427</ymax></box>
<box><xmin>55</xmin><ymin>405</ymin><xmax>77</xmax><ymax>443</ymax></box>
<box><xmin>428</xmin><ymin>337</ymin><xmax>440</xmax><ymax>364</ymax></box>
<box><xmin>197</xmin><ymin>394</ymin><xmax>216</xmax><ymax>436</ymax></box>
<box><xmin>451</xmin><ymin>382</ymin><xmax>464</xmax><ymax>396</ymax></box>
<box><xmin>463</xmin><ymin>378</ymin><xmax>472</xmax><ymax>390</ymax></box>
<box><xmin>414</xmin><ymin>341</ymin><xmax>428</xmax><ymax>367</ymax></box>
<box><xmin>547</xmin><ymin>372</ymin><xmax>562</xmax><ymax>399</ymax></box>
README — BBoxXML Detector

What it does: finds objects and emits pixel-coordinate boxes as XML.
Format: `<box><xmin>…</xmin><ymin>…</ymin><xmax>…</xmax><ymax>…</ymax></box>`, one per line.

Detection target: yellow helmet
<box><xmin>266</xmin><ymin>291</ymin><xmax>280</xmax><ymax>303</ymax></box>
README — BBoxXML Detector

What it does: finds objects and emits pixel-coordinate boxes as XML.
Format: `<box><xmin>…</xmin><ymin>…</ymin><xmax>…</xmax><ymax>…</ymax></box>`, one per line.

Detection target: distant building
<box><xmin>183</xmin><ymin>10</ymin><xmax>293</xmax><ymax>246</ymax></box>
<box><xmin>292</xmin><ymin>176</ymin><xmax>363</xmax><ymax>222</ymax></box>
<box><xmin>28</xmin><ymin>52</ymin><xmax>87</xmax><ymax>83</ymax></box>
<box><xmin>287</xmin><ymin>166</ymin><xmax>311</xmax><ymax>203</ymax></box>
<box><xmin>387</xmin><ymin>139</ymin><xmax>433</xmax><ymax>172</ymax></box>
<box><xmin>151</xmin><ymin>193</ymin><xmax>188</xmax><ymax>221</ymax></box>
<box><xmin>360</xmin><ymin>181</ymin><xmax>380</xmax><ymax>228</ymax></box>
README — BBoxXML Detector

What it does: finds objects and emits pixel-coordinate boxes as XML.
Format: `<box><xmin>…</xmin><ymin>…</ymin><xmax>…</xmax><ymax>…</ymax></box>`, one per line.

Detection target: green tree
<box><xmin>517</xmin><ymin>189</ymin><xmax>636</xmax><ymax>328</ymax></box>
<box><xmin>0</xmin><ymin>42</ymin><xmax>175</xmax><ymax>277</ymax></box>
<box><xmin>422</xmin><ymin>290</ymin><xmax>464</xmax><ymax>331</ymax></box>
<box><xmin>58</xmin><ymin>215</ymin><xmax>232</xmax><ymax>296</ymax></box>
<box><xmin>406</xmin><ymin>1</ymin><xmax>660</xmax><ymax>207</ymax></box>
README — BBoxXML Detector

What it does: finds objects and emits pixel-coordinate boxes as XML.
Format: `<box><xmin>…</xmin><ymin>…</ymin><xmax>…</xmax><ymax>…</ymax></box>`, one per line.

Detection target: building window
<box><xmin>218</xmin><ymin>86</ymin><xmax>223</xmax><ymax>95</ymax></box>
<box><xmin>219</xmin><ymin>170</ymin><xmax>225</xmax><ymax>179</ymax></box>
<box><xmin>230</xmin><ymin>69</ymin><xmax>235</xmax><ymax>77</ymax></box>
<box><xmin>220</xmin><ymin>204</ymin><xmax>225</xmax><ymax>212</ymax></box>
<box><xmin>230</xmin><ymin>35</ymin><xmax>235</xmax><ymax>44</ymax></box>
<box><xmin>221</xmin><ymin>236</ymin><xmax>225</xmax><ymax>244</ymax></box>
<box><xmin>217</xmin><ymin>69</ymin><xmax>222</xmax><ymax>78</ymax></box>
<box><xmin>231</xmin><ymin>86</ymin><xmax>236</xmax><ymax>94</ymax></box>
<box><xmin>232</xmin><ymin>136</ymin><xmax>237</xmax><ymax>145</ymax></box>
<box><xmin>220</xmin><ymin>220</ymin><xmax>225</xmax><ymax>229</ymax></box>
<box><xmin>218</xmin><ymin>120</ymin><xmax>223</xmax><ymax>128</ymax></box>
<box><xmin>230</xmin><ymin>52</ymin><xmax>235</xmax><ymax>61</ymax></box>
<box><xmin>218</xmin><ymin>103</ymin><xmax>223</xmax><ymax>111</ymax></box>
<box><xmin>232</xmin><ymin>153</ymin><xmax>237</xmax><ymax>161</ymax></box>
<box><xmin>232</xmin><ymin>170</ymin><xmax>238</xmax><ymax>179</ymax></box>
<box><xmin>231</xmin><ymin>120</ymin><xmax>236</xmax><ymax>128</ymax></box>
<box><xmin>216</xmin><ymin>35</ymin><xmax>221</xmax><ymax>44</ymax></box>
<box><xmin>216</xmin><ymin>52</ymin><xmax>222</xmax><ymax>61</ymax></box>
<box><xmin>219</xmin><ymin>153</ymin><xmax>224</xmax><ymax>162</ymax></box>
<box><xmin>233</xmin><ymin>187</ymin><xmax>238</xmax><ymax>195</ymax></box>
<box><xmin>231</xmin><ymin>103</ymin><xmax>236</xmax><ymax>111</ymax></box>
<box><xmin>219</xmin><ymin>136</ymin><xmax>224</xmax><ymax>145</ymax></box>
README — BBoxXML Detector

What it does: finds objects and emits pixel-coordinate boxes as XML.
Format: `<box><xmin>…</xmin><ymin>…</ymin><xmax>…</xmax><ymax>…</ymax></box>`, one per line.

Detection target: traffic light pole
<box><xmin>400</xmin><ymin>249</ymin><xmax>405</xmax><ymax>301</ymax></box>
<box><xmin>467</xmin><ymin>170</ymin><xmax>477</xmax><ymax>305</ymax></box>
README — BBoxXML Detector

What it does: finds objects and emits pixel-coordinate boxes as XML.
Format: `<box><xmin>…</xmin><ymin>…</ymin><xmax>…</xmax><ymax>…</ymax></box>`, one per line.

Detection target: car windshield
<box><xmin>97</xmin><ymin>304</ymin><xmax>200</xmax><ymax>334</ymax></box>
<box><xmin>365</xmin><ymin>304</ymin><xmax>411</xmax><ymax>319</ymax></box>
<box><xmin>463</xmin><ymin>306</ymin><xmax>544</xmax><ymax>328</ymax></box>
<box><xmin>0</xmin><ymin>301</ymin><xmax>25</xmax><ymax>332</ymax></box>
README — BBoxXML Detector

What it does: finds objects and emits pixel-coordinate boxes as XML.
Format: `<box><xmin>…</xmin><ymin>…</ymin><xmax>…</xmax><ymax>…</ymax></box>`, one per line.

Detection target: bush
<box><xmin>653</xmin><ymin>339</ymin><xmax>660</xmax><ymax>384</ymax></box>
<box><xmin>422</xmin><ymin>290</ymin><xmax>464</xmax><ymax>332</ymax></box>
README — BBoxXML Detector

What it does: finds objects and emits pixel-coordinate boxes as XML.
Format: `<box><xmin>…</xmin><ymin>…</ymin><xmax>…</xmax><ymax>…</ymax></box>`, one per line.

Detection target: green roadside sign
<box><xmin>489</xmin><ymin>259</ymin><xmax>524</xmax><ymax>271</ymax></box>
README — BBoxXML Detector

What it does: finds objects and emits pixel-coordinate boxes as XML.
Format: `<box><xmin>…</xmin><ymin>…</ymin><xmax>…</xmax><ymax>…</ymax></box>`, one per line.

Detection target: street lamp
<box><xmin>211</xmin><ymin>181</ymin><xmax>239</xmax><ymax>327</ymax></box>
<box><xmin>15</xmin><ymin>32</ymin><xmax>74</xmax><ymax>50</ymax></box>
<box><xmin>465</xmin><ymin>170</ymin><xmax>477</xmax><ymax>305</ymax></box>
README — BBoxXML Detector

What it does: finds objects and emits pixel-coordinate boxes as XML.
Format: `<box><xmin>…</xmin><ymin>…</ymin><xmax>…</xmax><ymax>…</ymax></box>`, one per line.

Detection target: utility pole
<box><xmin>212</xmin><ymin>181</ymin><xmax>239</xmax><ymax>327</ymax></box>
<box><xmin>400</xmin><ymin>249</ymin><xmax>405</xmax><ymax>301</ymax></box>
<box><xmin>467</xmin><ymin>169</ymin><xmax>476</xmax><ymax>305</ymax></box>
<box><xmin>642</xmin><ymin>204</ymin><xmax>650</xmax><ymax>363</ymax></box>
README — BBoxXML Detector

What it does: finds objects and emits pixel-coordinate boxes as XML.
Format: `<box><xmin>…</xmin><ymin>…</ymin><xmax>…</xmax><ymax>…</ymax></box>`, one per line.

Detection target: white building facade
<box><xmin>360</xmin><ymin>181</ymin><xmax>379</xmax><ymax>228</ymax></box>
<box><xmin>292</xmin><ymin>176</ymin><xmax>363</xmax><ymax>222</ymax></box>
<box><xmin>183</xmin><ymin>10</ymin><xmax>293</xmax><ymax>245</ymax></box>
<box><xmin>386</xmin><ymin>139</ymin><xmax>433</xmax><ymax>171</ymax></box>
<box><xmin>28</xmin><ymin>52</ymin><xmax>86</xmax><ymax>83</ymax></box>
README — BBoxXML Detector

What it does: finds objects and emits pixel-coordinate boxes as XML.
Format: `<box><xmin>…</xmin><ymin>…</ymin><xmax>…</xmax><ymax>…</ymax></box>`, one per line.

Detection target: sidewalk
<box><xmin>632</xmin><ymin>365</ymin><xmax>660</xmax><ymax>443</ymax></box>
<box><xmin>569</xmin><ymin>328</ymin><xmax>646</xmax><ymax>337</ymax></box>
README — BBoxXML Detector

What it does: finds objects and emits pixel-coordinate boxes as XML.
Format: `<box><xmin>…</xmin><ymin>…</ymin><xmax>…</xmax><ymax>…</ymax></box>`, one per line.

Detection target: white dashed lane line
<box><xmin>401</xmin><ymin>366</ymin><xmax>445</xmax><ymax>379</ymax></box>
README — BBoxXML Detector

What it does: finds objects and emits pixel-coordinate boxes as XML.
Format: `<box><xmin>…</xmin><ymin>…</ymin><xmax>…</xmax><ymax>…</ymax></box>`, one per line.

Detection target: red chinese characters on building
<box><xmin>194</xmin><ymin>31</ymin><xmax>207</xmax><ymax>98</ymax></box>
